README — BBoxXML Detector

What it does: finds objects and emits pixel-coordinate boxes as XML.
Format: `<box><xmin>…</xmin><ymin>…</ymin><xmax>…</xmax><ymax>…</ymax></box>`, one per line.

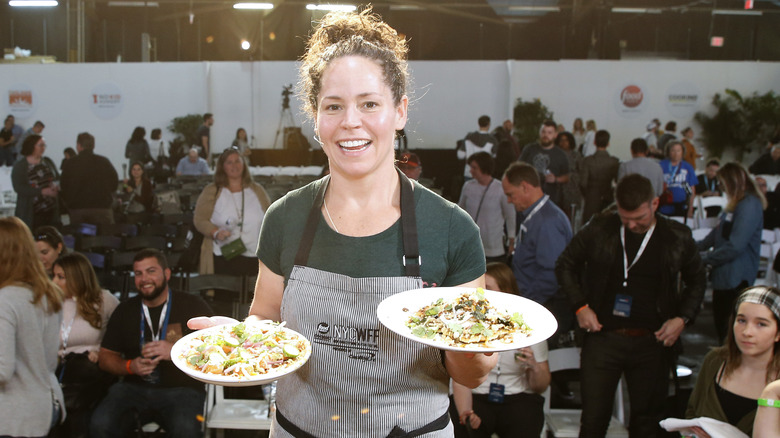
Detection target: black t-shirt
<box><xmin>600</xmin><ymin>229</ymin><xmax>663</xmax><ymax>331</ymax></box>
<box><xmin>196</xmin><ymin>125</ymin><xmax>210</xmax><ymax>148</ymax></box>
<box><xmin>101</xmin><ymin>290</ymin><xmax>213</xmax><ymax>390</ymax></box>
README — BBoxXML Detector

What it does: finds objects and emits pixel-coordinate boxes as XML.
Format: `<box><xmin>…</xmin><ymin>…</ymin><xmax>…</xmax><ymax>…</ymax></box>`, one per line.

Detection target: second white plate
<box><xmin>376</xmin><ymin>287</ymin><xmax>558</xmax><ymax>352</ymax></box>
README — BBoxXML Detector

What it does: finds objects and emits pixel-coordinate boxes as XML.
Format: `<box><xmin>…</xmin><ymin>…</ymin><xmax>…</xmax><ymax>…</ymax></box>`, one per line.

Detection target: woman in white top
<box><xmin>452</xmin><ymin>262</ymin><xmax>551</xmax><ymax>438</ymax></box>
<box><xmin>50</xmin><ymin>252</ymin><xmax>119</xmax><ymax>438</ymax></box>
<box><xmin>194</xmin><ymin>147</ymin><xmax>271</xmax><ymax>277</ymax></box>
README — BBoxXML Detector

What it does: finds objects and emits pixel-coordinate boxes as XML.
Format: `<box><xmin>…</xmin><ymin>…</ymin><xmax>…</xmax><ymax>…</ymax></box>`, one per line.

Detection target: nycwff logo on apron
<box><xmin>313</xmin><ymin>321</ymin><xmax>379</xmax><ymax>362</ymax></box>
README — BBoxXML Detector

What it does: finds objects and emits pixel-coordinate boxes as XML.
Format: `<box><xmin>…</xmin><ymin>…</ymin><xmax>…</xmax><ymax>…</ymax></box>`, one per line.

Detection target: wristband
<box><xmin>758</xmin><ymin>398</ymin><xmax>780</xmax><ymax>408</ymax></box>
<box><xmin>126</xmin><ymin>359</ymin><xmax>133</xmax><ymax>375</ymax></box>
<box><xmin>212</xmin><ymin>229</ymin><xmax>220</xmax><ymax>239</ymax></box>
<box><xmin>576</xmin><ymin>304</ymin><xmax>589</xmax><ymax>315</ymax></box>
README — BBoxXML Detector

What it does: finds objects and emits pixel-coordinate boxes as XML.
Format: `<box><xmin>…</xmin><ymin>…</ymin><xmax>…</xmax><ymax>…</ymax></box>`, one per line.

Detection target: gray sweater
<box><xmin>0</xmin><ymin>285</ymin><xmax>64</xmax><ymax>437</ymax></box>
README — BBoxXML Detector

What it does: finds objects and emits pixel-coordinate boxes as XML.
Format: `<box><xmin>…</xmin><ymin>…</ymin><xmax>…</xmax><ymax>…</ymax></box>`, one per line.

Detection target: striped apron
<box><xmin>271</xmin><ymin>172</ymin><xmax>452</xmax><ymax>438</ymax></box>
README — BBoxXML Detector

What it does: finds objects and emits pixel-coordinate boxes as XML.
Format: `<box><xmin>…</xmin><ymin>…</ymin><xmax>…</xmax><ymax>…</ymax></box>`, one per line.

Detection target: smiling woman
<box><xmin>221</xmin><ymin>8</ymin><xmax>494</xmax><ymax>438</ymax></box>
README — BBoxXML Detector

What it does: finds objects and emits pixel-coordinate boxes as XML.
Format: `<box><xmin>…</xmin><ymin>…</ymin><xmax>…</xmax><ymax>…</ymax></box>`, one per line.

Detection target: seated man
<box><xmin>176</xmin><ymin>147</ymin><xmax>210</xmax><ymax>176</ymax></box>
<box><xmin>695</xmin><ymin>158</ymin><xmax>723</xmax><ymax>218</ymax></box>
<box><xmin>90</xmin><ymin>249</ymin><xmax>213</xmax><ymax>438</ymax></box>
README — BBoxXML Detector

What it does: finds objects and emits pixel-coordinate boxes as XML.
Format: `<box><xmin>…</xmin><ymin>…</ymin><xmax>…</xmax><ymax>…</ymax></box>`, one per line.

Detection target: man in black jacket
<box><xmin>555</xmin><ymin>174</ymin><xmax>705</xmax><ymax>437</ymax></box>
<box><xmin>61</xmin><ymin>132</ymin><xmax>119</xmax><ymax>225</ymax></box>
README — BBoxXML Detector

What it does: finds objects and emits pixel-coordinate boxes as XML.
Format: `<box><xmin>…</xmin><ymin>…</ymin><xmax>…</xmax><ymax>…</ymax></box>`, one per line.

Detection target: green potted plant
<box><xmin>695</xmin><ymin>89</ymin><xmax>780</xmax><ymax>162</ymax></box>
<box><xmin>513</xmin><ymin>98</ymin><xmax>554</xmax><ymax>147</ymax></box>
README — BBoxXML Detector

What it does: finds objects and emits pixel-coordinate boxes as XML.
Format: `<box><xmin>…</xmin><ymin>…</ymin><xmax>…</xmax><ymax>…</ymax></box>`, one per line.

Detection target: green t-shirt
<box><xmin>257</xmin><ymin>178</ymin><xmax>485</xmax><ymax>288</ymax></box>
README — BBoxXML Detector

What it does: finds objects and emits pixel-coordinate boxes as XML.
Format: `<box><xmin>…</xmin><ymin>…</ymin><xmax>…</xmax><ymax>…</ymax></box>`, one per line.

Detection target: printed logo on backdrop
<box><xmin>665</xmin><ymin>82</ymin><xmax>700</xmax><ymax>119</ymax></box>
<box><xmin>90</xmin><ymin>82</ymin><xmax>124</xmax><ymax>120</ymax></box>
<box><xmin>6</xmin><ymin>84</ymin><xmax>37</xmax><ymax>118</ymax></box>
<box><xmin>613</xmin><ymin>83</ymin><xmax>648</xmax><ymax>118</ymax></box>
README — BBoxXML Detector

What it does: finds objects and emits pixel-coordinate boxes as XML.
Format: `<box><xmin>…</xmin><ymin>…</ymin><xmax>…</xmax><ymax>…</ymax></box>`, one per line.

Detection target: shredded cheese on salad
<box><xmin>179</xmin><ymin>322</ymin><xmax>309</xmax><ymax>378</ymax></box>
<box><xmin>405</xmin><ymin>288</ymin><xmax>531</xmax><ymax>347</ymax></box>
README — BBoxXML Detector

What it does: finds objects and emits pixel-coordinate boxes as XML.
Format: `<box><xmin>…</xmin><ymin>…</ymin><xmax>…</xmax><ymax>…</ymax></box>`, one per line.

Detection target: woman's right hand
<box><xmin>187</xmin><ymin>316</ymin><xmax>239</xmax><ymax>330</ymax></box>
<box><xmin>214</xmin><ymin>229</ymin><xmax>231</xmax><ymax>242</ymax></box>
<box><xmin>459</xmin><ymin>410</ymin><xmax>481</xmax><ymax>430</ymax></box>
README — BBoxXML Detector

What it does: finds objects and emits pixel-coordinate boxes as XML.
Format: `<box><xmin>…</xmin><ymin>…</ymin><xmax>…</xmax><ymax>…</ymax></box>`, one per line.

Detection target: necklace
<box><xmin>323</xmin><ymin>197</ymin><xmax>340</xmax><ymax>233</ymax></box>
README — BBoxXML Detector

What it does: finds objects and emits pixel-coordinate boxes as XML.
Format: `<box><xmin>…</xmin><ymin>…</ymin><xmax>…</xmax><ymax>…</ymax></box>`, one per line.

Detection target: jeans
<box><xmin>0</xmin><ymin>146</ymin><xmax>14</xmax><ymax>166</ymax></box>
<box><xmin>90</xmin><ymin>382</ymin><xmax>205</xmax><ymax>438</ymax></box>
<box><xmin>472</xmin><ymin>392</ymin><xmax>544</xmax><ymax>438</ymax></box>
<box><xmin>579</xmin><ymin>331</ymin><xmax>671</xmax><ymax>438</ymax></box>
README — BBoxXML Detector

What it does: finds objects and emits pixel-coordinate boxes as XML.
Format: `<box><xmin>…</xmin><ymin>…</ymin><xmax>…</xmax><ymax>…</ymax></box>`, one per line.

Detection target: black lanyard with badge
<box><xmin>614</xmin><ymin>224</ymin><xmax>655</xmax><ymax>318</ymax></box>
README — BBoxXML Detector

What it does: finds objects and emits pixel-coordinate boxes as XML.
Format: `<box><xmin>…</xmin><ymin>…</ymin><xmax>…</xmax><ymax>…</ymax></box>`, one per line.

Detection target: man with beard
<box><xmin>91</xmin><ymin>249</ymin><xmax>213</xmax><ymax>438</ymax></box>
<box><xmin>555</xmin><ymin>174</ymin><xmax>705</xmax><ymax>437</ymax></box>
<box><xmin>519</xmin><ymin>120</ymin><xmax>570</xmax><ymax>208</ymax></box>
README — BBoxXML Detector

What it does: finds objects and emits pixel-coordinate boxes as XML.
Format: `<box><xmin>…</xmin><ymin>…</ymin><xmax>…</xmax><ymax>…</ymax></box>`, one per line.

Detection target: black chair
<box><xmin>99</xmin><ymin>223</ymin><xmax>139</xmax><ymax>238</ymax></box>
<box><xmin>81</xmin><ymin>252</ymin><xmax>107</xmax><ymax>270</ymax></box>
<box><xmin>187</xmin><ymin>274</ymin><xmax>244</xmax><ymax>319</ymax></box>
<box><xmin>80</xmin><ymin>235</ymin><xmax>123</xmax><ymax>254</ymax></box>
<box><xmin>125</xmin><ymin>236</ymin><xmax>168</xmax><ymax>252</ymax></box>
<box><xmin>139</xmin><ymin>224</ymin><xmax>177</xmax><ymax>238</ymax></box>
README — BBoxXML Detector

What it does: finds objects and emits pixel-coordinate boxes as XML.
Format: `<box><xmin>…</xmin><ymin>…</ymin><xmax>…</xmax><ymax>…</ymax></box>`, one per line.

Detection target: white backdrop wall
<box><xmin>2</xmin><ymin>60</ymin><xmax>779</xmax><ymax>173</ymax></box>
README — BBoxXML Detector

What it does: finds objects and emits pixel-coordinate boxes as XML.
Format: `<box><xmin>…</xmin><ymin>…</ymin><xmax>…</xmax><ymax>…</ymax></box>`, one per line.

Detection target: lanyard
<box><xmin>703</xmin><ymin>175</ymin><xmax>716</xmax><ymax>192</ymax></box>
<box><xmin>474</xmin><ymin>179</ymin><xmax>494</xmax><ymax>223</ymax></box>
<box><xmin>620</xmin><ymin>224</ymin><xmax>656</xmax><ymax>287</ymax></box>
<box><xmin>519</xmin><ymin>195</ymin><xmax>549</xmax><ymax>243</ymax></box>
<box><xmin>139</xmin><ymin>289</ymin><xmax>172</xmax><ymax>349</ymax></box>
<box><xmin>229</xmin><ymin>188</ymin><xmax>245</xmax><ymax>232</ymax></box>
<box><xmin>667</xmin><ymin>163</ymin><xmax>681</xmax><ymax>184</ymax></box>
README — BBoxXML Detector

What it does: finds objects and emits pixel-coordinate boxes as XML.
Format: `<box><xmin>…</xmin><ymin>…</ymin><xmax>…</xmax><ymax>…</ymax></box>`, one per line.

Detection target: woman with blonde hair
<box><xmin>698</xmin><ymin>162</ymin><xmax>766</xmax><ymax>342</ymax></box>
<box><xmin>686</xmin><ymin>286</ymin><xmax>780</xmax><ymax>436</ymax></box>
<box><xmin>194</xmin><ymin>147</ymin><xmax>271</xmax><ymax>276</ymax></box>
<box><xmin>0</xmin><ymin>216</ymin><xmax>64</xmax><ymax>437</ymax></box>
<box><xmin>582</xmin><ymin>119</ymin><xmax>597</xmax><ymax>157</ymax></box>
<box><xmin>50</xmin><ymin>252</ymin><xmax>119</xmax><ymax>438</ymax></box>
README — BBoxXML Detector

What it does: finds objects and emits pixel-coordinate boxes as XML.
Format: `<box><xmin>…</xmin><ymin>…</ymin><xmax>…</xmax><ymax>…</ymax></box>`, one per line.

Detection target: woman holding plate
<box><xmin>192</xmin><ymin>9</ymin><xmax>495</xmax><ymax>437</ymax></box>
<box><xmin>193</xmin><ymin>147</ymin><xmax>271</xmax><ymax>277</ymax></box>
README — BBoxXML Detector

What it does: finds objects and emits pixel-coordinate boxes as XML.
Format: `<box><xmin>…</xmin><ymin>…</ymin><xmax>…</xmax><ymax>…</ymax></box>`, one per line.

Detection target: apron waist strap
<box><xmin>275</xmin><ymin>407</ymin><xmax>450</xmax><ymax>438</ymax></box>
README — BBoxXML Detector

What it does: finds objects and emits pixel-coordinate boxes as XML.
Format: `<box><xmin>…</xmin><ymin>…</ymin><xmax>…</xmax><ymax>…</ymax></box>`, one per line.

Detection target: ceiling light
<box><xmin>306</xmin><ymin>4</ymin><xmax>356</xmax><ymax>12</ymax></box>
<box><xmin>9</xmin><ymin>1</ymin><xmax>58</xmax><ymax>6</ymax></box>
<box><xmin>241</xmin><ymin>40</ymin><xmax>251</xmax><ymax>50</ymax></box>
<box><xmin>233</xmin><ymin>2</ymin><xmax>273</xmax><ymax>9</ymax></box>
<box><xmin>508</xmin><ymin>6</ymin><xmax>560</xmax><ymax>12</ymax></box>
<box><xmin>389</xmin><ymin>5</ymin><xmax>422</xmax><ymax>11</ymax></box>
<box><xmin>712</xmin><ymin>9</ymin><xmax>762</xmax><ymax>16</ymax></box>
<box><xmin>612</xmin><ymin>7</ymin><xmax>662</xmax><ymax>14</ymax></box>
<box><xmin>107</xmin><ymin>1</ymin><xmax>158</xmax><ymax>6</ymax></box>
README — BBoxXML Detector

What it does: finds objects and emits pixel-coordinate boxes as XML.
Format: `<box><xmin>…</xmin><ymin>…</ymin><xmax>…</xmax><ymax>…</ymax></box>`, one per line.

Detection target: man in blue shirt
<box><xmin>176</xmin><ymin>148</ymin><xmax>210</xmax><ymax>176</ymax></box>
<box><xmin>502</xmin><ymin>162</ymin><xmax>573</xmax><ymax>345</ymax></box>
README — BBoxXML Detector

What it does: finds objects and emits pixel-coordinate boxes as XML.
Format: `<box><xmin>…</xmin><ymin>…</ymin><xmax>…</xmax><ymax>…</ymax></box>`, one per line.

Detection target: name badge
<box><xmin>488</xmin><ymin>382</ymin><xmax>505</xmax><ymax>403</ymax></box>
<box><xmin>613</xmin><ymin>294</ymin><xmax>632</xmax><ymax>318</ymax></box>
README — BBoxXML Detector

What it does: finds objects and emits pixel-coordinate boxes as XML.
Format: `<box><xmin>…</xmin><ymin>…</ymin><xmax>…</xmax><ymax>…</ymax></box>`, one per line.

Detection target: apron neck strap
<box><xmin>293</xmin><ymin>170</ymin><xmax>421</xmax><ymax>277</ymax></box>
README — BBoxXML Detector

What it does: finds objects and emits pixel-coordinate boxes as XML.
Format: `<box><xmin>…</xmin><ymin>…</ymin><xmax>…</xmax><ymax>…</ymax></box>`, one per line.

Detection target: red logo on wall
<box><xmin>620</xmin><ymin>85</ymin><xmax>643</xmax><ymax>108</ymax></box>
<box><xmin>9</xmin><ymin>90</ymin><xmax>33</xmax><ymax>106</ymax></box>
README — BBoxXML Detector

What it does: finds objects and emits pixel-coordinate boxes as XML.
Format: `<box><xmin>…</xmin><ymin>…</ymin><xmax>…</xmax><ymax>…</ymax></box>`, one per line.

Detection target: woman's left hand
<box><xmin>88</xmin><ymin>350</ymin><xmax>99</xmax><ymax>363</ymax></box>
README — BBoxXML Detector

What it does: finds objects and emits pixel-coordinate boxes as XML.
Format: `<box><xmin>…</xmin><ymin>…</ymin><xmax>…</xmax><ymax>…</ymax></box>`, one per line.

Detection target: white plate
<box><xmin>171</xmin><ymin>322</ymin><xmax>312</xmax><ymax>387</ymax></box>
<box><xmin>376</xmin><ymin>287</ymin><xmax>558</xmax><ymax>352</ymax></box>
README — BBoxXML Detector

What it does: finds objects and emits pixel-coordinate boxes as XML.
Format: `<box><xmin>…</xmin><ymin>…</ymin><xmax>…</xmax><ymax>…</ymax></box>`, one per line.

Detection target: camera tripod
<box><xmin>273</xmin><ymin>105</ymin><xmax>298</xmax><ymax>150</ymax></box>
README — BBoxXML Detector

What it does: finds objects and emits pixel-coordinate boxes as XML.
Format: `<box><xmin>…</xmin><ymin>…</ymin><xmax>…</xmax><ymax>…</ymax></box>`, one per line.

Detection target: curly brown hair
<box><xmin>298</xmin><ymin>8</ymin><xmax>409</xmax><ymax>119</ymax></box>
